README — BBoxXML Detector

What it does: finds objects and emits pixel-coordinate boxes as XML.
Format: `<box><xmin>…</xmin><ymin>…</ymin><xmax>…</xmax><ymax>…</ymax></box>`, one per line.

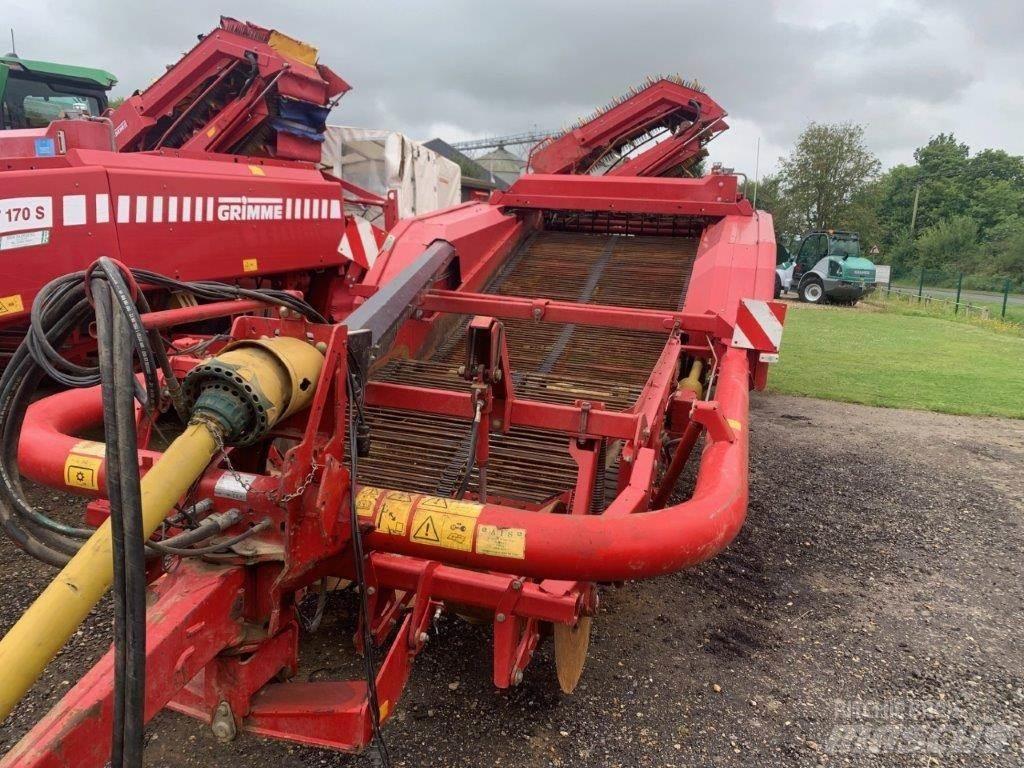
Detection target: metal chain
<box><xmin>210</xmin><ymin>426</ymin><xmax>318</xmax><ymax>507</ymax></box>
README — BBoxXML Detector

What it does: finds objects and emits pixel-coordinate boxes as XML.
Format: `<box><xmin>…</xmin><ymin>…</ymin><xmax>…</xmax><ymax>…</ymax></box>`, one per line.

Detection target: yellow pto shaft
<box><xmin>0</xmin><ymin>335</ymin><xmax>324</xmax><ymax>721</ymax></box>
<box><xmin>0</xmin><ymin>422</ymin><xmax>220</xmax><ymax>720</ymax></box>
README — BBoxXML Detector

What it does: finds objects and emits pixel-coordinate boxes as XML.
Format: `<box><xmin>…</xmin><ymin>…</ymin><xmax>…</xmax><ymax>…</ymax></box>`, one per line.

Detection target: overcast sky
<box><xmin>7</xmin><ymin>1</ymin><xmax>1023</xmax><ymax>174</ymax></box>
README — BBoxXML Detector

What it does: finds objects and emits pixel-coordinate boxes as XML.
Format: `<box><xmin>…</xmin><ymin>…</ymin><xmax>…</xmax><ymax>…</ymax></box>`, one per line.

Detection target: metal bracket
<box><xmin>690</xmin><ymin>400</ymin><xmax>737</xmax><ymax>444</ymax></box>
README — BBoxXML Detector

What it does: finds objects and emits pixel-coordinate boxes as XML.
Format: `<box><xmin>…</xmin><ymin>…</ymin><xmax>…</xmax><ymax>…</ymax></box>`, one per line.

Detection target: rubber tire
<box><xmin>774</xmin><ymin>275</ymin><xmax>783</xmax><ymax>300</ymax></box>
<box><xmin>799</xmin><ymin>278</ymin><xmax>826</xmax><ymax>304</ymax></box>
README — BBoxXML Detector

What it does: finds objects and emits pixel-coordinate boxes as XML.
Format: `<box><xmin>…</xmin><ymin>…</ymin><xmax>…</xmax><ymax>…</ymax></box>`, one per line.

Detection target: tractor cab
<box><xmin>775</xmin><ymin>229</ymin><xmax>876</xmax><ymax>305</ymax></box>
<box><xmin>1</xmin><ymin>55</ymin><xmax>115</xmax><ymax>130</ymax></box>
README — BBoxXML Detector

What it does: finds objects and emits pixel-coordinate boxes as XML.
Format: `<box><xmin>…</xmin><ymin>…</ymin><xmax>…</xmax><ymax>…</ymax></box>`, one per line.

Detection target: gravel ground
<box><xmin>1</xmin><ymin>393</ymin><xmax>1022</xmax><ymax>767</ymax></box>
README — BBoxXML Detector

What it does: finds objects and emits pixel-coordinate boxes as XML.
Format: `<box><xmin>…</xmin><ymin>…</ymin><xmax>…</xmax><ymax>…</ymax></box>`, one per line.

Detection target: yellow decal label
<box><xmin>410</xmin><ymin>497</ymin><xmax>482</xmax><ymax>552</ymax></box>
<box><xmin>378</xmin><ymin>699</ymin><xmax>391</xmax><ymax>720</ymax></box>
<box><xmin>356</xmin><ymin>487</ymin><xmax>382</xmax><ymax>518</ymax></box>
<box><xmin>64</xmin><ymin>454</ymin><xmax>103</xmax><ymax>490</ymax></box>
<box><xmin>206</xmin><ymin>126</ymin><xmax>218</xmax><ymax>138</ymax></box>
<box><xmin>242</xmin><ymin>258</ymin><xmax>259</xmax><ymax>273</ymax></box>
<box><xmin>0</xmin><ymin>294</ymin><xmax>24</xmax><ymax>315</ymax></box>
<box><xmin>475</xmin><ymin>525</ymin><xmax>526</xmax><ymax>560</ymax></box>
<box><xmin>71</xmin><ymin>440</ymin><xmax>106</xmax><ymax>457</ymax></box>
<box><xmin>248</xmin><ymin>165</ymin><xmax>266</xmax><ymax>176</ymax></box>
<box><xmin>727</xmin><ymin>418</ymin><xmax>743</xmax><ymax>432</ymax></box>
<box><xmin>376</xmin><ymin>491</ymin><xmax>414</xmax><ymax>536</ymax></box>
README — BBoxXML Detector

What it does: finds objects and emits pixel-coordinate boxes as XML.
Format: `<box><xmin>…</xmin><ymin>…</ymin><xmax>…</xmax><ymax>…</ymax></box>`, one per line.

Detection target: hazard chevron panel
<box><xmin>338</xmin><ymin>215</ymin><xmax>388</xmax><ymax>269</ymax></box>
<box><xmin>731</xmin><ymin>299</ymin><xmax>786</xmax><ymax>353</ymax></box>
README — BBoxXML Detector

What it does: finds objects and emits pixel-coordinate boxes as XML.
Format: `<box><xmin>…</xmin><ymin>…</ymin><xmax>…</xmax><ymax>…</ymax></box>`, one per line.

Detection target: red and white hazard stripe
<box><xmin>337</xmin><ymin>216</ymin><xmax>388</xmax><ymax>269</ymax></box>
<box><xmin>731</xmin><ymin>299</ymin><xmax>786</xmax><ymax>353</ymax></box>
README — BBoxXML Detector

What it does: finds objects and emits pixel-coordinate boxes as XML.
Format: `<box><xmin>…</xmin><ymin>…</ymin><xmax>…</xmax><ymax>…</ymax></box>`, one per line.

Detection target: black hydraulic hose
<box><xmin>0</xmin><ymin>282</ymin><xmax>94</xmax><ymax>562</ymax></box>
<box><xmin>0</xmin><ymin>267</ymin><xmax>325</xmax><ymax>568</ymax></box>
<box><xmin>112</xmin><ymin>294</ymin><xmax>147</xmax><ymax>768</ymax></box>
<box><xmin>454</xmin><ymin>400</ymin><xmax>483</xmax><ymax>501</ymax></box>
<box><xmin>91</xmin><ymin>281</ymin><xmax>130</xmax><ymax>766</ymax></box>
<box><xmin>347</xmin><ymin>372</ymin><xmax>392</xmax><ymax>768</ymax></box>
<box><xmin>145</xmin><ymin>518</ymin><xmax>270</xmax><ymax>556</ymax></box>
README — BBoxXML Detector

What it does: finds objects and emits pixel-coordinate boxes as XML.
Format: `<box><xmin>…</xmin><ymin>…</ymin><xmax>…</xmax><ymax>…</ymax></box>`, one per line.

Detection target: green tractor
<box><xmin>775</xmin><ymin>230</ymin><xmax>876</xmax><ymax>305</ymax></box>
<box><xmin>1</xmin><ymin>54</ymin><xmax>116</xmax><ymax>130</ymax></box>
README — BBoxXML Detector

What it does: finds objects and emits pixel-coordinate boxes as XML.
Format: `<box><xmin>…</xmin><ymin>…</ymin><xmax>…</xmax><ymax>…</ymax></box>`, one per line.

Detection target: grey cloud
<box><xmin>5</xmin><ymin>0</ymin><xmax>1022</xmax><ymax>169</ymax></box>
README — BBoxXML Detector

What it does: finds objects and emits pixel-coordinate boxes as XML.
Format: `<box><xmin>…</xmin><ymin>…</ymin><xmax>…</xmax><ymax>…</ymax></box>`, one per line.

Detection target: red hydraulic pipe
<box><xmin>17</xmin><ymin>348</ymin><xmax>752</xmax><ymax>584</ymax></box>
<box><xmin>139</xmin><ymin>292</ymin><xmax>302</xmax><ymax>330</ymax></box>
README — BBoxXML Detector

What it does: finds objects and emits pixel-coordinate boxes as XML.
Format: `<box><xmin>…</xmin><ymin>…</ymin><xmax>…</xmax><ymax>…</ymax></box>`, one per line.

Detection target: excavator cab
<box><xmin>0</xmin><ymin>55</ymin><xmax>115</xmax><ymax>130</ymax></box>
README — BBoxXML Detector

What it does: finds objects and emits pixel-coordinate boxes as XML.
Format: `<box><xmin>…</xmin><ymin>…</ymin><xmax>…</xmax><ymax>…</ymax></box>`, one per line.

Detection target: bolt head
<box><xmin>496</xmin><ymin>612</ymin><xmax>506</xmax><ymax>622</ymax></box>
<box><xmin>315</xmin><ymin>341</ymin><xmax>328</xmax><ymax>354</ymax></box>
<box><xmin>418</xmin><ymin>631</ymin><xmax>430</xmax><ymax>643</ymax></box>
<box><xmin>278</xmin><ymin>306</ymin><xmax>290</xmax><ymax>318</ymax></box>
<box><xmin>366</xmin><ymin>586</ymin><xmax>376</xmax><ymax>596</ymax></box>
<box><xmin>513</xmin><ymin>670</ymin><xmax>524</xmax><ymax>685</ymax></box>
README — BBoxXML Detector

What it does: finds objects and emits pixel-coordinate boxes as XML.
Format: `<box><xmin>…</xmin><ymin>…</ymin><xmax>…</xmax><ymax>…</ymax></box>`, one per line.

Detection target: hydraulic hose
<box><xmin>0</xmin><ymin>266</ymin><xmax>324</xmax><ymax>570</ymax></box>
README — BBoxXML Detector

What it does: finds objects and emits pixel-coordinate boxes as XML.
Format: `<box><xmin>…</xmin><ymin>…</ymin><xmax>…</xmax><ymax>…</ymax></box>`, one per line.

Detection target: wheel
<box><xmin>774</xmin><ymin>275</ymin><xmax>783</xmax><ymax>300</ymax></box>
<box><xmin>799</xmin><ymin>278</ymin><xmax>825</xmax><ymax>304</ymax></box>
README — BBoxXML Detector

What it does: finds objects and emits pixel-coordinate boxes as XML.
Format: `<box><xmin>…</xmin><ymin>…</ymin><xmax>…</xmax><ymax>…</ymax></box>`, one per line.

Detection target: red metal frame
<box><xmin>529</xmin><ymin>77</ymin><xmax>728</xmax><ymax>177</ymax></box>
<box><xmin>112</xmin><ymin>17</ymin><xmax>350</xmax><ymax>159</ymax></box>
<box><xmin>1</xmin><ymin>64</ymin><xmax>788</xmax><ymax>765</ymax></box>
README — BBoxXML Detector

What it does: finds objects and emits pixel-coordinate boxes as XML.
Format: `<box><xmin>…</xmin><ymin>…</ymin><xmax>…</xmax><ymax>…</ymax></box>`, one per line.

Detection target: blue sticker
<box><xmin>34</xmin><ymin>138</ymin><xmax>56</xmax><ymax>157</ymax></box>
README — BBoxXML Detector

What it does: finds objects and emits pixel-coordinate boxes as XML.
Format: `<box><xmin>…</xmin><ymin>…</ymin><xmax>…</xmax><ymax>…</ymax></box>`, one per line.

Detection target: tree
<box><xmin>911</xmin><ymin>134</ymin><xmax>970</xmax><ymax>231</ymax></box>
<box><xmin>748</xmin><ymin>172</ymin><xmax>803</xmax><ymax>238</ymax></box>
<box><xmin>874</xmin><ymin>164</ymin><xmax>920</xmax><ymax>247</ymax></box>
<box><xmin>988</xmin><ymin>216</ymin><xmax>1024</xmax><ymax>286</ymax></box>
<box><xmin>775</xmin><ymin>122</ymin><xmax>881</xmax><ymax>232</ymax></box>
<box><xmin>915</xmin><ymin>216</ymin><xmax>979</xmax><ymax>272</ymax></box>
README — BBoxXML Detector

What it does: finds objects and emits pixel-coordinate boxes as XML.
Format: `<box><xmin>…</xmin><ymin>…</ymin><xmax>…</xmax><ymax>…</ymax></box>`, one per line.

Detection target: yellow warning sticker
<box><xmin>376</xmin><ymin>491</ymin><xmax>414</xmax><ymax>536</ymax></box>
<box><xmin>356</xmin><ymin>487</ymin><xmax>382</xmax><ymax>518</ymax></box>
<box><xmin>206</xmin><ymin>126</ymin><xmax>218</xmax><ymax>138</ymax></box>
<box><xmin>0</xmin><ymin>294</ymin><xmax>24</xmax><ymax>316</ymax></box>
<box><xmin>379</xmin><ymin>699</ymin><xmax>391</xmax><ymax>720</ymax></box>
<box><xmin>71</xmin><ymin>440</ymin><xmax>106</xmax><ymax>457</ymax></box>
<box><xmin>475</xmin><ymin>525</ymin><xmax>526</xmax><ymax>560</ymax></box>
<box><xmin>410</xmin><ymin>497</ymin><xmax>482</xmax><ymax>552</ymax></box>
<box><xmin>64</xmin><ymin>454</ymin><xmax>103</xmax><ymax>490</ymax></box>
<box><xmin>727</xmin><ymin>418</ymin><xmax>743</xmax><ymax>432</ymax></box>
<box><xmin>248</xmin><ymin>165</ymin><xmax>266</xmax><ymax>176</ymax></box>
<box><xmin>242</xmin><ymin>258</ymin><xmax>259</xmax><ymax>273</ymax></box>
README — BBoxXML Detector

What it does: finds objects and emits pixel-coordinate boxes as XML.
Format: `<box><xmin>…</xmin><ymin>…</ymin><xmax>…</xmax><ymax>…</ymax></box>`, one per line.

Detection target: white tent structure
<box><xmin>321</xmin><ymin>127</ymin><xmax>461</xmax><ymax>223</ymax></box>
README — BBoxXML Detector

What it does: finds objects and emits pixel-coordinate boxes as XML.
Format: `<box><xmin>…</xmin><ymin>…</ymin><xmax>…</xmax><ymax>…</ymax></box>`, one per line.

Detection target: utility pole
<box><xmin>9</xmin><ymin>29</ymin><xmax>16</xmax><ymax>56</ymax></box>
<box><xmin>909</xmin><ymin>183</ymin><xmax>921</xmax><ymax>237</ymax></box>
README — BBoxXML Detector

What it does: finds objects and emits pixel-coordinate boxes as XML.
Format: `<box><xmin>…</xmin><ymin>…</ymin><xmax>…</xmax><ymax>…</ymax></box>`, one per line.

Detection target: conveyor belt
<box><xmin>358</xmin><ymin>231</ymin><xmax>698</xmax><ymax>505</ymax></box>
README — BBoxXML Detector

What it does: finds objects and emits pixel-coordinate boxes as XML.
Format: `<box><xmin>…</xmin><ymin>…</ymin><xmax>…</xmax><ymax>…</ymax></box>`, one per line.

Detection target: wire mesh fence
<box><xmin>882</xmin><ymin>267</ymin><xmax>1023</xmax><ymax>324</ymax></box>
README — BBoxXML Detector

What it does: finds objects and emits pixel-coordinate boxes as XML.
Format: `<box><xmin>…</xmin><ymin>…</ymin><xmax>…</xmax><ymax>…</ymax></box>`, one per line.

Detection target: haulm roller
<box><xmin>0</xmin><ymin>57</ymin><xmax>786</xmax><ymax>766</ymax></box>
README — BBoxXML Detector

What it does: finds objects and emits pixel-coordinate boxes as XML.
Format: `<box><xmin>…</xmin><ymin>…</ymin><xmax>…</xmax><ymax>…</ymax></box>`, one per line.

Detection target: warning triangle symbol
<box><xmin>413</xmin><ymin>515</ymin><xmax>440</xmax><ymax>543</ymax></box>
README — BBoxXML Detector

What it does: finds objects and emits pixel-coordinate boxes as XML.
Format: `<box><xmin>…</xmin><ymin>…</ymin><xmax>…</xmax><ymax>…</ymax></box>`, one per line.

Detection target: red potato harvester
<box><xmin>0</xmin><ymin>77</ymin><xmax>786</xmax><ymax>765</ymax></box>
<box><xmin>0</xmin><ymin>17</ymin><xmax>397</xmax><ymax>364</ymax></box>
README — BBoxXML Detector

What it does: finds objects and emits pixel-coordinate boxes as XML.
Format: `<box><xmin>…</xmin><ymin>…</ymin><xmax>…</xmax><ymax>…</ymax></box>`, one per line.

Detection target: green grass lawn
<box><xmin>769</xmin><ymin>304</ymin><xmax>1024</xmax><ymax>418</ymax></box>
